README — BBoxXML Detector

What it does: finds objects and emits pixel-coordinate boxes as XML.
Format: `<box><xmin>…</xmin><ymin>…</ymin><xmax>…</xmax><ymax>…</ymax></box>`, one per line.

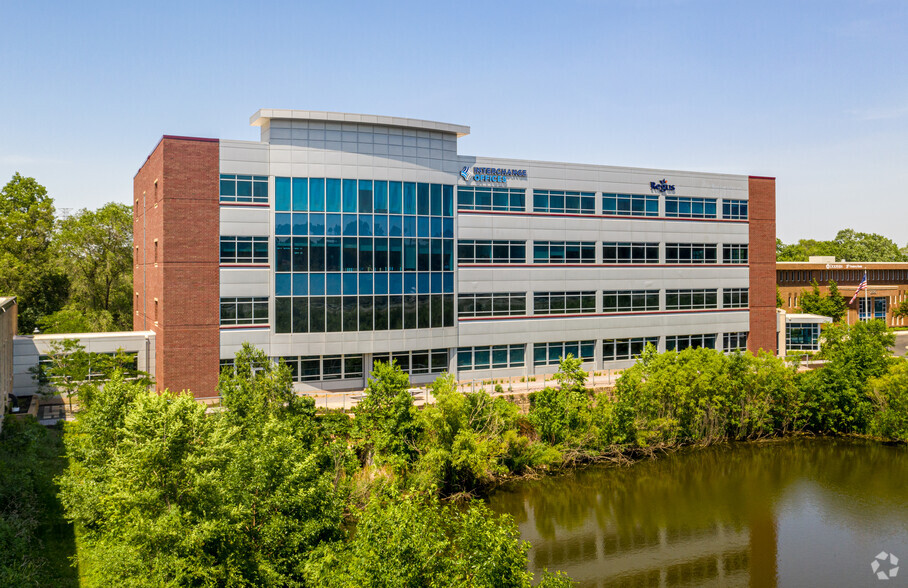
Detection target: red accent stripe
<box><xmin>220</xmin><ymin>202</ymin><xmax>270</xmax><ymax>208</ymax></box>
<box><xmin>162</xmin><ymin>135</ymin><xmax>219</xmax><ymax>143</ymax></box>
<box><xmin>456</xmin><ymin>209</ymin><xmax>748</xmax><ymax>223</ymax></box>
<box><xmin>459</xmin><ymin>308</ymin><xmax>746</xmax><ymax>322</ymax></box>
<box><xmin>748</xmin><ymin>175</ymin><xmax>776</xmax><ymax>180</ymax></box>
<box><xmin>458</xmin><ymin>263</ymin><xmax>749</xmax><ymax>268</ymax></box>
<box><xmin>219</xmin><ymin>324</ymin><xmax>270</xmax><ymax>330</ymax></box>
<box><xmin>219</xmin><ymin>264</ymin><xmax>270</xmax><ymax>268</ymax></box>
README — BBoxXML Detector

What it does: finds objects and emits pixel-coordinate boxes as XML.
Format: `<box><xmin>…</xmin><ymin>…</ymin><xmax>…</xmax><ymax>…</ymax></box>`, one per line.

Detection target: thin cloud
<box><xmin>849</xmin><ymin>103</ymin><xmax>908</xmax><ymax>121</ymax></box>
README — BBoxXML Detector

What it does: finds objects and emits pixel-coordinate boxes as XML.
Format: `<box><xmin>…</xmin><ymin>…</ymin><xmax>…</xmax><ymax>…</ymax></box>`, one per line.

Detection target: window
<box><xmin>220</xmin><ymin>174</ymin><xmax>268</xmax><ymax>204</ymax></box>
<box><xmin>602</xmin><ymin>290</ymin><xmax>660</xmax><ymax>313</ymax></box>
<box><xmin>458</xmin><ymin>293</ymin><xmax>527</xmax><ymax>317</ymax></box>
<box><xmin>275</xmin><ymin>294</ymin><xmax>455</xmax><ymax>333</ymax></box>
<box><xmin>665</xmin><ymin>196</ymin><xmax>717</xmax><ymax>218</ymax></box>
<box><xmin>603</xmin><ymin>337</ymin><xmax>658</xmax><ymax>361</ymax></box>
<box><xmin>723</xmin><ymin>244</ymin><xmax>749</xmax><ymax>264</ymax></box>
<box><xmin>786</xmin><ymin>323</ymin><xmax>821</xmax><ymax>351</ymax></box>
<box><xmin>533</xmin><ymin>190</ymin><xmax>595</xmax><ymax>214</ymax></box>
<box><xmin>533</xmin><ymin>292</ymin><xmax>596</xmax><ymax>315</ymax></box>
<box><xmin>602</xmin><ymin>242</ymin><xmax>659</xmax><ymax>264</ymax></box>
<box><xmin>723</xmin><ymin>288</ymin><xmax>749</xmax><ymax>308</ymax></box>
<box><xmin>665</xmin><ymin>243</ymin><xmax>718</xmax><ymax>264</ymax></box>
<box><xmin>859</xmin><ymin>297</ymin><xmax>887</xmax><ymax>320</ymax></box>
<box><xmin>603</xmin><ymin>193</ymin><xmax>658</xmax><ymax>217</ymax></box>
<box><xmin>724</xmin><ymin>332</ymin><xmax>748</xmax><ymax>351</ymax></box>
<box><xmin>220</xmin><ymin>236</ymin><xmax>268</xmax><ymax>264</ymax></box>
<box><xmin>457</xmin><ymin>187</ymin><xmax>526</xmax><ymax>212</ymax></box>
<box><xmin>722</xmin><ymin>199</ymin><xmax>748</xmax><ymax>220</ymax></box>
<box><xmin>532</xmin><ymin>241</ymin><xmax>596</xmax><ymax>263</ymax></box>
<box><xmin>276</xmin><ymin>178</ymin><xmax>454</xmax><ymax>217</ymax></box>
<box><xmin>279</xmin><ymin>354</ymin><xmax>364</xmax><ymax>382</ymax></box>
<box><xmin>373</xmin><ymin>348</ymin><xmax>448</xmax><ymax>375</ymax></box>
<box><xmin>458</xmin><ymin>240</ymin><xmax>526</xmax><ymax>264</ymax></box>
<box><xmin>665</xmin><ymin>289</ymin><xmax>718</xmax><ymax>310</ymax></box>
<box><xmin>665</xmin><ymin>334</ymin><xmax>717</xmax><ymax>351</ymax></box>
<box><xmin>457</xmin><ymin>344</ymin><xmax>525</xmax><ymax>371</ymax></box>
<box><xmin>533</xmin><ymin>341</ymin><xmax>595</xmax><ymax>366</ymax></box>
<box><xmin>220</xmin><ymin>297</ymin><xmax>269</xmax><ymax>325</ymax></box>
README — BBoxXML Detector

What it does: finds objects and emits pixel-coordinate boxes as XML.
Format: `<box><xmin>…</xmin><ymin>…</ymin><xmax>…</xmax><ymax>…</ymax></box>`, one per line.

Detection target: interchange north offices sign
<box><xmin>461</xmin><ymin>166</ymin><xmax>527</xmax><ymax>183</ymax></box>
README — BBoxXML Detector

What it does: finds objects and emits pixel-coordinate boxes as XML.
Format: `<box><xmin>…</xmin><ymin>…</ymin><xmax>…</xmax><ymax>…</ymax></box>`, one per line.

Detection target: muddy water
<box><xmin>488</xmin><ymin>439</ymin><xmax>908</xmax><ymax>587</ymax></box>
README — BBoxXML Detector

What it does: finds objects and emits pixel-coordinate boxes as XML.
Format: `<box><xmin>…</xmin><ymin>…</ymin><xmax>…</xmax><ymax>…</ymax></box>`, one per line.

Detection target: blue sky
<box><xmin>1</xmin><ymin>0</ymin><xmax>906</xmax><ymax>243</ymax></box>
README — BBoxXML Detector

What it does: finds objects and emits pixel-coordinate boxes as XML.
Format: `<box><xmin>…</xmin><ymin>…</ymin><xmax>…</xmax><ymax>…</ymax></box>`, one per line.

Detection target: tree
<box><xmin>776</xmin><ymin>286</ymin><xmax>784</xmax><ymax>308</ymax></box>
<box><xmin>798</xmin><ymin>279</ymin><xmax>847</xmax><ymax>322</ymax></box>
<box><xmin>353</xmin><ymin>360</ymin><xmax>422</xmax><ymax>470</ymax></box>
<box><xmin>55</xmin><ymin>203</ymin><xmax>133</xmax><ymax>331</ymax></box>
<box><xmin>0</xmin><ymin>173</ymin><xmax>68</xmax><ymax>333</ymax></box>
<box><xmin>833</xmin><ymin>229</ymin><xmax>905</xmax><ymax>262</ymax></box>
<box><xmin>528</xmin><ymin>355</ymin><xmax>593</xmax><ymax>446</ymax></box>
<box><xmin>304</xmin><ymin>491</ymin><xmax>571</xmax><ymax>587</ymax></box>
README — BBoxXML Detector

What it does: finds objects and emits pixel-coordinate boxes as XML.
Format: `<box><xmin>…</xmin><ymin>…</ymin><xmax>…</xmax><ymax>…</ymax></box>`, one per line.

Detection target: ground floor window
<box><xmin>723</xmin><ymin>331</ymin><xmax>748</xmax><ymax>351</ymax></box>
<box><xmin>372</xmin><ymin>348</ymin><xmax>448</xmax><ymax>375</ymax></box>
<box><xmin>533</xmin><ymin>341</ymin><xmax>595</xmax><ymax>366</ymax></box>
<box><xmin>786</xmin><ymin>323</ymin><xmax>821</xmax><ymax>351</ymax></box>
<box><xmin>859</xmin><ymin>297</ymin><xmax>887</xmax><ymax>321</ymax></box>
<box><xmin>602</xmin><ymin>337</ymin><xmax>658</xmax><ymax>361</ymax></box>
<box><xmin>457</xmin><ymin>345</ymin><xmax>525</xmax><ymax>371</ymax></box>
<box><xmin>666</xmin><ymin>334</ymin><xmax>717</xmax><ymax>352</ymax></box>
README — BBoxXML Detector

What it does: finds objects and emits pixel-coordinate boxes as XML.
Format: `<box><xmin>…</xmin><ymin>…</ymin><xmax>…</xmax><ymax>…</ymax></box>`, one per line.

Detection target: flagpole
<box><xmin>864</xmin><ymin>272</ymin><xmax>869</xmax><ymax>322</ymax></box>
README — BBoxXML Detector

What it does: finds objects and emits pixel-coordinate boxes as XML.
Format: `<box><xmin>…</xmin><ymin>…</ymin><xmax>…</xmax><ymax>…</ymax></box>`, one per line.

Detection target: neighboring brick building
<box><xmin>778</xmin><ymin>259</ymin><xmax>908</xmax><ymax>328</ymax></box>
<box><xmin>135</xmin><ymin>110</ymin><xmax>778</xmax><ymax>398</ymax></box>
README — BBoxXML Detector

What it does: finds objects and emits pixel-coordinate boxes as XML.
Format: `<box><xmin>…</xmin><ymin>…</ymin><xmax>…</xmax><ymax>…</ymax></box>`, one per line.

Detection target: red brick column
<box><xmin>748</xmin><ymin>176</ymin><xmax>777</xmax><ymax>354</ymax></box>
<box><xmin>134</xmin><ymin>136</ymin><xmax>220</xmax><ymax>397</ymax></box>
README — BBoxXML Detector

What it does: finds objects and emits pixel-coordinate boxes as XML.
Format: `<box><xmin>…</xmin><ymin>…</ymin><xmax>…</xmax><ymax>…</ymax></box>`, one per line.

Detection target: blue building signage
<box><xmin>650</xmin><ymin>179</ymin><xmax>675</xmax><ymax>193</ymax></box>
<box><xmin>461</xmin><ymin>166</ymin><xmax>527</xmax><ymax>184</ymax></box>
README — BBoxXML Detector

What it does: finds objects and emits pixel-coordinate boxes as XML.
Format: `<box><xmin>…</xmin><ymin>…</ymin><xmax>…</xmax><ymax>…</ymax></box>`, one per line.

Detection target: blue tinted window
<box><xmin>418</xmin><ymin>217</ymin><xmax>430</xmax><ymax>237</ymax></box>
<box><xmin>343</xmin><ymin>214</ymin><xmax>357</xmax><ymax>236</ymax></box>
<box><xmin>418</xmin><ymin>273</ymin><xmax>430</xmax><ymax>293</ymax></box>
<box><xmin>359</xmin><ymin>273</ymin><xmax>373</xmax><ymax>295</ymax></box>
<box><xmin>389</xmin><ymin>272</ymin><xmax>403</xmax><ymax>294</ymax></box>
<box><xmin>431</xmin><ymin>184</ymin><xmax>442</xmax><ymax>216</ymax></box>
<box><xmin>404</xmin><ymin>216</ymin><xmax>417</xmax><ymax>237</ymax></box>
<box><xmin>310</xmin><ymin>273</ymin><xmax>325</xmax><ymax>295</ymax></box>
<box><xmin>325</xmin><ymin>214</ymin><xmax>342</xmax><ymax>236</ymax></box>
<box><xmin>276</xmin><ymin>273</ymin><xmax>291</xmax><ymax>296</ymax></box>
<box><xmin>359</xmin><ymin>215</ymin><xmax>373</xmax><ymax>236</ymax></box>
<box><xmin>374</xmin><ymin>181</ymin><xmax>388</xmax><ymax>213</ymax></box>
<box><xmin>309</xmin><ymin>213</ymin><xmax>325</xmax><ymax>235</ymax></box>
<box><xmin>443</xmin><ymin>272</ymin><xmax>454</xmax><ymax>293</ymax></box>
<box><xmin>374</xmin><ymin>215</ymin><xmax>388</xmax><ymax>237</ymax></box>
<box><xmin>417</xmin><ymin>183</ymin><xmax>430</xmax><ymax>215</ymax></box>
<box><xmin>442</xmin><ymin>185</ymin><xmax>453</xmax><ymax>217</ymax></box>
<box><xmin>404</xmin><ymin>273</ymin><xmax>417</xmax><ymax>294</ymax></box>
<box><xmin>358</xmin><ymin>180</ymin><xmax>373</xmax><ymax>213</ymax></box>
<box><xmin>389</xmin><ymin>215</ymin><xmax>403</xmax><ymax>236</ymax></box>
<box><xmin>343</xmin><ymin>273</ymin><xmax>357</xmax><ymax>295</ymax></box>
<box><xmin>403</xmin><ymin>183</ymin><xmax>417</xmax><ymax>214</ymax></box>
<box><xmin>374</xmin><ymin>273</ymin><xmax>388</xmax><ymax>295</ymax></box>
<box><xmin>292</xmin><ymin>178</ymin><xmax>307</xmax><ymax>211</ymax></box>
<box><xmin>276</xmin><ymin>177</ymin><xmax>291</xmax><ymax>211</ymax></box>
<box><xmin>431</xmin><ymin>272</ymin><xmax>442</xmax><ymax>293</ymax></box>
<box><xmin>389</xmin><ymin>181</ymin><xmax>403</xmax><ymax>214</ymax></box>
<box><xmin>343</xmin><ymin>179</ymin><xmax>358</xmax><ymax>212</ymax></box>
<box><xmin>431</xmin><ymin>217</ymin><xmax>442</xmax><ymax>238</ymax></box>
<box><xmin>276</xmin><ymin>213</ymin><xmax>291</xmax><ymax>235</ymax></box>
<box><xmin>292</xmin><ymin>213</ymin><xmax>308</xmax><ymax>236</ymax></box>
<box><xmin>326</xmin><ymin>179</ymin><xmax>341</xmax><ymax>212</ymax></box>
<box><xmin>442</xmin><ymin>217</ymin><xmax>453</xmax><ymax>238</ymax></box>
<box><xmin>293</xmin><ymin>273</ymin><xmax>308</xmax><ymax>295</ymax></box>
<box><xmin>326</xmin><ymin>273</ymin><xmax>342</xmax><ymax>295</ymax></box>
<box><xmin>309</xmin><ymin>178</ymin><xmax>325</xmax><ymax>211</ymax></box>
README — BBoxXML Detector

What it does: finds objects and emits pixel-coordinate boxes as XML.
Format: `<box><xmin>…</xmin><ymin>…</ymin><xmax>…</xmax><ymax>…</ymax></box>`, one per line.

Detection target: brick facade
<box><xmin>747</xmin><ymin>176</ymin><xmax>777</xmax><ymax>354</ymax></box>
<box><xmin>134</xmin><ymin>136</ymin><xmax>220</xmax><ymax>398</ymax></box>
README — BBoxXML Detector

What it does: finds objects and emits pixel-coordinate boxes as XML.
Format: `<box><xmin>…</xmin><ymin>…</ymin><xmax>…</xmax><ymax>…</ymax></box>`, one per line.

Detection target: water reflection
<box><xmin>487</xmin><ymin>439</ymin><xmax>908</xmax><ymax>587</ymax></box>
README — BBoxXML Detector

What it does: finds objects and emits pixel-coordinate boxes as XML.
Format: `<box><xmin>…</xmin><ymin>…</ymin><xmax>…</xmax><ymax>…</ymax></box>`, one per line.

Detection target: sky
<box><xmin>1</xmin><ymin>0</ymin><xmax>906</xmax><ymax>243</ymax></box>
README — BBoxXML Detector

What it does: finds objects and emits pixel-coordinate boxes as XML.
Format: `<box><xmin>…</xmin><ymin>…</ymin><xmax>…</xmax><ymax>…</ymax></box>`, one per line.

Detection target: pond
<box><xmin>488</xmin><ymin>439</ymin><xmax>908</xmax><ymax>587</ymax></box>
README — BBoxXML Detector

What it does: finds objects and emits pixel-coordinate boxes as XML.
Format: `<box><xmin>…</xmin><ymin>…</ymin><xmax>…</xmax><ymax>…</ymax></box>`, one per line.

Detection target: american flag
<box><xmin>849</xmin><ymin>272</ymin><xmax>868</xmax><ymax>304</ymax></box>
